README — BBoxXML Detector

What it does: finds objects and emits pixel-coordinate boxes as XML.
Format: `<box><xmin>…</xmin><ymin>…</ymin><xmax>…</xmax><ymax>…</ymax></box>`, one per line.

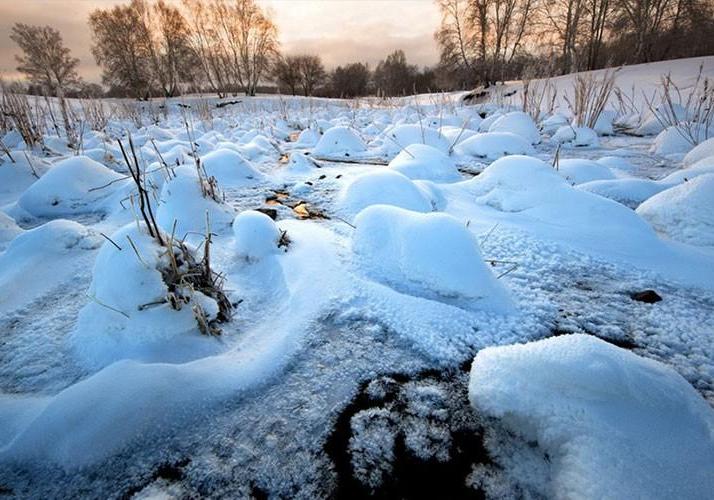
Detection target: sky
<box><xmin>0</xmin><ymin>0</ymin><xmax>441</xmax><ymax>83</ymax></box>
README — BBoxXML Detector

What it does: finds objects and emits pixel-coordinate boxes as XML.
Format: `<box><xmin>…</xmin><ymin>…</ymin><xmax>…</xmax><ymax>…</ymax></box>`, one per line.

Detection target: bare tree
<box><xmin>298</xmin><ymin>55</ymin><xmax>327</xmax><ymax>96</ymax></box>
<box><xmin>150</xmin><ymin>0</ymin><xmax>198</xmax><ymax>97</ymax></box>
<box><xmin>273</xmin><ymin>55</ymin><xmax>301</xmax><ymax>95</ymax></box>
<box><xmin>615</xmin><ymin>0</ymin><xmax>678</xmax><ymax>62</ymax></box>
<box><xmin>183</xmin><ymin>0</ymin><xmax>231</xmax><ymax>97</ymax></box>
<box><xmin>10</xmin><ymin>23</ymin><xmax>80</xmax><ymax>145</ymax></box>
<box><xmin>89</xmin><ymin>0</ymin><xmax>154</xmax><ymax>99</ymax></box>
<box><xmin>374</xmin><ymin>50</ymin><xmax>418</xmax><ymax>96</ymax></box>
<box><xmin>331</xmin><ymin>63</ymin><xmax>371</xmax><ymax>97</ymax></box>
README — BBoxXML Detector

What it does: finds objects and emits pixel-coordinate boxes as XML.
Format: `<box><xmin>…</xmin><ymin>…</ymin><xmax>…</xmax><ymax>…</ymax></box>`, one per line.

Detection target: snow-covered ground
<box><xmin>1</xmin><ymin>58</ymin><xmax>714</xmax><ymax>498</ymax></box>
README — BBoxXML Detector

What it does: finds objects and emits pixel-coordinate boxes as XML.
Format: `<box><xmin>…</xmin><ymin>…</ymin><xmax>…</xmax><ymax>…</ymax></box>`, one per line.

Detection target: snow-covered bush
<box><xmin>552</xmin><ymin>125</ymin><xmax>599</xmax><ymax>147</ymax></box>
<box><xmin>636</xmin><ymin>174</ymin><xmax>714</xmax><ymax>248</ymax></box>
<box><xmin>556</xmin><ymin>158</ymin><xmax>616</xmax><ymax>185</ymax></box>
<box><xmin>338</xmin><ymin>170</ymin><xmax>433</xmax><ymax>218</ymax></box>
<box><xmin>454</xmin><ymin>132</ymin><xmax>535</xmax><ymax>160</ymax></box>
<box><xmin>233</xmin><ymin>210</ymin><xmax>282</xmax><ymax>261</ymax></box>
<box><xmin>18</xmin><ymin>156</ymin><xmax>125</xmax><ymax>216</ymax></box>
<box><xmin>376</xmin><ymin>124</ymin><xmax>451</xmax><ymax>157</ymax></box>
<box><xmin>352</xmin><ymin>205</ymin><xmax>511</xmax><ymax>308</ymax></box>
<box><xmin>156</xmin><ymin>166</ymin><xmax>236</xmax><ymax>240</ymax></box>
<box><xmin>388</xmin><ymin>144</ymin><xmax>461</xmax><ymax>182</ymax></box>
<box><xmin>488</xmin><ymin>111</ymin><xmax>541</xmax><ymax>145</ymax></box>
<box><xmin>199</xmin><ymin>148</ymin><xmax>265</xmax><ymax>186</ymax></box>
<box><xmin>313</xmin><ymin>126</ymin><xmax>367</xmax><ymax>158</ymax></box>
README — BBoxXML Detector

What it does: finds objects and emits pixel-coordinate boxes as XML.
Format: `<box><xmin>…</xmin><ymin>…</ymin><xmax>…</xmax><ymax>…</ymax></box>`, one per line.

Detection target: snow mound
<box><xmin>71</xmin><ymin>222</ymin><xmax>220</xmax><ymax>369</ymax></box>
<box><xmin>199</xmin><ymin>148</ymin><xmax>264</xmax><ymax>186</ymax></box>
<box><xmin>651</xmin><ymin>126</ymin><xmax>702</xmax><ymax>156</ymax></box>
<box><xmin>0</xmin><ymin>154</ymin><xmax>51</xmax><ymax>206</ymax></box>
<box><xmin>466</xmin><ymin>155</ymin><xmax>657</xmax><ymax>246</ymax></box>
<box><xmin>469</xmin><ymin>334</ymin><xmax>714</xmax><ymax>500</ymax></box>
<box><xmin>294</xmin><ymin>128</ymin><xmax>320</xmax><ymax>147</ymax></box>
<box><xmin>556</xmin><ymin>158</ymin><xmax>616</xmax><ymax>185</ymax></box>
<box><xmin>683</xmin><ymin>136</ymin><xmax>714</xmax><ymax>166</ymax></box>
<box><xmin>0</xmin><ymin>220</ymin><xmax>101</xmax><ymax>314</ymax></box>
<box><xmin>539</xmin><ymin>114</ymin><xmax>569</xmax><ymax>135</ymax></box>
<box><xmin>286</xmin><ymin>152</ymin><xmax>315</xmax><ymax>173</ymax></box>
<box><xmin>636</xmin><ymin>174</ymin><xmax>714</xmax><ymax>248</ymax></box>
<box><xmin>233</xmin><ymin>210</ymin><xmax>281</xmax><ymax>261</ymax></box>
<box><xmin>313</xmin><ymin>126</ymin><xmax>367</xmax><ymax>158</ymax></box>
<box><xmin>0</xmin><ymin>211</ymin><xmax>22</xmax><ymax>250</ymax></box>
<box><xmin>377</xmin><ymin>124</ymin><xmax>451</xmax><ymax>157</ymax></box>
<box><xmin>353</xmin><ymin>205</ymin><xmax>511</xmax><ymax>309</ymax></box>
<box><xmin>388</xmin><ymin>144</ymin><xmax>461</xmax><ymax>182</ymax></box>
<box><xmin>577</xmin><ymin>178</ymin><xmax>669</xmax><ymax>208</ymax></box>
<box><xmin>338</xmin><ymin>170</ymin><xmax>433</xmax><ymax>218</ymax></box>
<box><xmin>552</xmin><ymin>126</ymin><xmax>599</xmax><ymax>147</ymax></box>
<box><xmin>658</xmin><ymin>156</ymin><xmax>714</xmax><ymax>184</ymax></box>
<box><xmin>17</xmin><ymin>156</ymin><xmax>124</xmax><ymax>216</ymax></box>
<box><xmin>454</xmin><ymin>132</ymin><xmax>535</xmax><ymax>160</ymax></box>
<box><xmin>488</xmin><ymin>111</ymin><xmax>541</xmax><ymax>144</ymax></box>
<box><xmin>156</xmin><ymin>166</ymin><xmax>236</xmax><ymax>241</ymax></box>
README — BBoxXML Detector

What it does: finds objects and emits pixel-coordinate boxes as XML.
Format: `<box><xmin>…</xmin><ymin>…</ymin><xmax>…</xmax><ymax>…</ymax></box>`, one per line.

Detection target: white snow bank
<box><xmin>17</xmin><ymin>156</ymin><xmax>125</xmax><ymax>217</ymax></box>
<box><xmin>636</xmin><ymin>174</ymin><xmax>714</xmax><ymax>248</ymax></box>
<box><xmin>156</xmin><ymin>166</ymin><xmax>236</xmax><ymax>241</ymax></box>
<box><xmin>0</xmin><ymin>211</ymin><xmax>22</xmax><ymax>251</ymax></box>
<box><xmin>376</xmin><ymin>124</ymin><xmax>451</xmax><ymax>157</ymax></box>
<box><xmin>338</xmin><ymin>170</ymin><xmax>433</xmax><ymax>218</ymax></box>
<box><xmin>0</xmin><ymin>220</ymin><xmax>101</xmax><ymax>314</ymax></box>
<box><xmin>556</xmin><ymin>158</ymin><xmax>616</xmax><ymax>185</ymax></box>
<box><xmin>313</xmin><ymin>126</ymin><xmax>367</xmax><ymax>158</ymax></box>
<box><xmin>651</xmin><ymin>125</ymin><xmax>706</xmax><ymax>156</ymax></box>
<box><xmin>0</xmin><ymin>154</ymin><xmax>51</xmax><ymax>206</ymax></box>
<box><xmin>233</xmin><ymin>210</ymin><xmax>281</xmax><ymax>261</ymax></box>
<box><xmin>294</xmin><ymin>128</ymin><xmax>320</xmax><ymax>147</ymax></box>
<box><xmin>469</xmin><ymin>334</ymin><xmax>714</xmax><ymax>500</ymax></box>
<box><xmin>552</xmin><ymin>126</ymin><xmax>599</xmax><ymax>147</ymax></box>
<box><xmin>1</xmin><ymin>220</ymin><xmax>343</xmax><ymax>467</ymax></box>
<box><xmin>454</xmin><ymin>132</ymin><xmax>535</xmax><ymax>160</ymax></box>
<box><xmin>488</xmin><ymin>111</ymin><xmax>541</xmax><ymax>145</ymax></box>
<box><xmin>199</xmin><ymin>148</ymin><xmax>265</xmax><ymax>186</ymax></box>
<box><xmin>353</xmin><ymin>205</ymin><xmax>511</xmax><ymax>309</ymax></box>
<box><xmin>683</xmin><ymin>136</ymin><xmax>714</xmax><ymax>166</ymax></box>
<box><xmin>388</xmin><ymin>144</ymin><xmax>461</xmax><ymax>183</ymax></box>
<box><xmin>577</xmin><ymin>178</ymin><xmax>668</xmax><ymax>208</ymax></box>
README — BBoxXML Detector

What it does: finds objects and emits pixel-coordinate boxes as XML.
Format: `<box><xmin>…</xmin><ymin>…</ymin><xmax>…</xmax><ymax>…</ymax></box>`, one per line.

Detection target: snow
<box><xmin>683</xmin><ymin>136</ymin><xmax>714</xmax><ymax>166</ymax></box>
<box><xmin>488</xmin><ymin>111</ymin><xmax>541</xmax><ymax>145</ymax></box>
<box><xmin>0</xmin><ymin>211</ymin><xmax>22</xmax><ymax>251</ymax></box>
<box><xmin>555</xmin><ymin>158</ymin><xmax>616</xmax><ymax>185</ymax></box>
<box><xmin>375</xmin><ymin>124</ymin><xmax>451</xmax><ymax>157</ymax></box>
<box><xmin>636</xmin><ymin>174</ymin><xmax>714</xmax><ymax>248</ymax></box>
<box><xmin>232</xmin><ymin>210</ymin><xmax>281</xmax><ymax>261</ymax></box>
<box><xmin>552</xmin><ymin>126</ymin><xmax>599</xmax><ymax>147</ymax></box>
<box><xmin>454</xmin><ymin>132</ymin><xmax>535</xmax><ymax>160</ymax></box>
<box><xmin>199</xmin><ymin>148</ymin><xmax>265</xmax><ymax>186</ymax></box>
<box><xmin>17</xmin><ymin>156</ymin><xmax>126</xmax><ymax>217</ymax></box>
<box><xmin>577</xmin><ymin>178</ymin><xmax>668</xmax><ymax>208</ymax></box>
<box><xmin>352</xmin><ymin>205</ymin><xmax>512</xmax><ymax>310</ymax></box>
<box><xmin>0</xmin><ymin>220</ymin><xmax>101</xmax><ymax>315</ymax></box>
<box><xmin>156</xmin><ymin>166</ymin><xmax>236</xmax><ymax>241</ymax></box>
<box><xmin>2</xmin><ymin>58</ymin><xmax>714</xmax><ymax>497</ymax></box>
<box><xmin>312</xmin><ymin>126</ymin><xmax>367</xmax><ymax>158</ymax></box>
<box><xmin>387</xmin><ymin>143</ymin><xmax>461</xmax><ymax>182</ymax></box>
<box><xmin>338</xmin><ymin>170</ymin><xmax>433</xmax><ymax>218</ymax></box>
<box><xmin>469</xmin><ymin>334</ymin><xmax>714</xmax><ymax>499</ymax></box>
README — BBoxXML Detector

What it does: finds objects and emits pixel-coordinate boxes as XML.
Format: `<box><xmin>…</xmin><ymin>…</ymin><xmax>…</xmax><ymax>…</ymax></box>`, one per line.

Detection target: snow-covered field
<box><xmin>1</xmin><ymin>58</ymin><xmax>714</xmax><ymax>498</ymax></box>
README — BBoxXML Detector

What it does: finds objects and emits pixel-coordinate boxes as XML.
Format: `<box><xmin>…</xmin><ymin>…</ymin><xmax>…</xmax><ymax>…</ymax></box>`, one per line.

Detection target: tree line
<box><xmin>435</xmin><ymin>0</ymin><xmax>714</xmax><ymax>87</ymax></box>
<box><xmin>6</xmin><ymin>0</ymin><xmax>714</xmax><ymax>100</ymax></box>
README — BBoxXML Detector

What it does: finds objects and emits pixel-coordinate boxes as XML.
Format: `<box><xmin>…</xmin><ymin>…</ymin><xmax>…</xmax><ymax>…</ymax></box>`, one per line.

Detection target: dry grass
<box><xmin>644</xmin><ymin>65</ymin><xmax>714</xmax><ymax>145</ymax></box>
<box><xmin>563</xmin><ymin>69</ymin><xmax>617</xmax><ymax>128</ymax></box>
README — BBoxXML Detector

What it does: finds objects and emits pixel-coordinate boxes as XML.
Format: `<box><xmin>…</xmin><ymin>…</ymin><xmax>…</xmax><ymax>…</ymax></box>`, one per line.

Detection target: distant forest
<box><xmin>6</xmin><ymin>0</ymin><xmax>714</xmax><ymax>99</ymax></box>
